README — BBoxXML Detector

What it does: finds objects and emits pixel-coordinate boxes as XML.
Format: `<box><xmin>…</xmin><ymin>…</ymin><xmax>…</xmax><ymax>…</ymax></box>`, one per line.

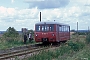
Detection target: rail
<box><xmin>0</xmin><ymin>47</ymin><xmax>48</xmax><ymax>60</ymax></box>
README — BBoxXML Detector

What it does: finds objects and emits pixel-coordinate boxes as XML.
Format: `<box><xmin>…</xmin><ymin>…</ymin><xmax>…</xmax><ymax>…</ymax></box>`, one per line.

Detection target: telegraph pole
<box><xmin>88</xmin><ymin>26</ymin><xmax>89</xmax><ymax>32</ymax></box>
<box><xmin>77</xmin><ymin>22</ymin><xmax>78</xmax><ymax>42</ymax></box>
<box><xmin>77</xmin><ymin>22</ymin><xmax>78</xmax><ymax>33</ymax></box>
<box><xmin>88</xmin><ymin>26</ymin><xmax>90</xmax><ymax>35</ymax></box>
<box><xmin>40</xmin><ymin>12</ymin><xmax>41</xmax><ymax>22</ymax></box>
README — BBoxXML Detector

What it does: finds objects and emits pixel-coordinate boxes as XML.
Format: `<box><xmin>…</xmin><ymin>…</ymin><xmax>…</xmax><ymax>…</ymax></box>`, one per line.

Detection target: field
<box><xmin>0</xmin><ymin>34</ymin><xmax>90</xmax><ymax>60</ymax></box>
<box><xmin>0</xmin><ymin>35</ymin><xmax>35</xmax><ymax>49</ymax></box>
<box><xmin>24</xmin><ymin>35</ymin><xmax>90</xmax><ymax>60</ymax></box>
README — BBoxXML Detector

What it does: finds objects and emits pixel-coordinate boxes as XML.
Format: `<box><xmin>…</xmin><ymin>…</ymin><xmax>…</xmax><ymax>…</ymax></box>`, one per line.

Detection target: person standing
<box><xmin>24</xmin><ymin>34</ymin><xmax>27</xmax><ymax>44</ymax></box>
<box><xmin>29</xmin><ymin>32</ymin><xmax>32</xmax><ymax>42</ymax></box>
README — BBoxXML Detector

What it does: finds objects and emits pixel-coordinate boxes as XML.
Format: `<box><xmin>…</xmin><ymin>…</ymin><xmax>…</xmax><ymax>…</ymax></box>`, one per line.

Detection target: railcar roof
<box><xmin>35</xmin><ymin>22</ymin><xmax>69</xmax><ymax>26</ymax></box>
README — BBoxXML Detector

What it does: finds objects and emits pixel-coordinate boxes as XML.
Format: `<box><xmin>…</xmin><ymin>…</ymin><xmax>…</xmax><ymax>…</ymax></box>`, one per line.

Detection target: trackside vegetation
<box><xmin>0</xmin><ymin>27</ymin><xmax>22</xmax><ymax>49</ymax></box>
<box><xmin>23</xmin><ymin>34</ymin><xmax>90</xmax><ymax>60</ymax></box>
<box><xmin>86</xmin><ymin>32</ymin><xmax>90</xmax><ymax>44</ymax></box>
<box><xmin>0</xmin><ymin>27</ymin><xmax>35</xmax><ymax>49</ymax></box>
<box><xmin>24</xmin><ymin>41</ymin><xmax>85</xmax><ymax>60</ymax></box>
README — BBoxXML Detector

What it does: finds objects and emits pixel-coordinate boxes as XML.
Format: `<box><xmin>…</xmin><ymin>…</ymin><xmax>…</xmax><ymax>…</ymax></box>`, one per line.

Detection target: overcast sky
<box><xmin>0</xmin><ymin>0</ymin><xmax>90</xmax><ymax>31</ymax></box>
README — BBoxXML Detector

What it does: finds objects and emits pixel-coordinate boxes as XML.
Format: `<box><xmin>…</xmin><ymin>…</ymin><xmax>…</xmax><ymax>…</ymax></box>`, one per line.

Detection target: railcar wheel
<box><xmin>61</xmin><ymin>40</ymin><xmax>67</xmax><ymax>43</ymax></box>
<box><xmin>42</xmin><ymin>41</ymin><xmax>51</xmax><ymax>46</ymax></box>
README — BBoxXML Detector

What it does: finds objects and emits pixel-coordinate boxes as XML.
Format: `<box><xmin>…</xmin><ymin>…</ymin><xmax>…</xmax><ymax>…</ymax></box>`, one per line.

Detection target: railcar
<box><xmin>34</xmin><ymin>22</ymin><xmax>70</xmax><ymax>43</ymax></box>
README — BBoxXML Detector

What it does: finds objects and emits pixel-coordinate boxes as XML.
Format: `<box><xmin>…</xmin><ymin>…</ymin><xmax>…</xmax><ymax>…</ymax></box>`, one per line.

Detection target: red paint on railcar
<box><xmin>34</xmin><ymin>22</ymin><xmax>70</xmax><ymax>43</ymax></box>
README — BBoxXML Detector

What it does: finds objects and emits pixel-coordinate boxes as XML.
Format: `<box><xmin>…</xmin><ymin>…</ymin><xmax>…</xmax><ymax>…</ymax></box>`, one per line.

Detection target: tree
<box><xmin>71</xmin><ymin>29</ymin><xmax>75</xmax><ymax>32</ymax></box>
<box><xmin>3</xmin><ymin>27</ymin><xmax>19</xmax><ymax>38</ymax></box>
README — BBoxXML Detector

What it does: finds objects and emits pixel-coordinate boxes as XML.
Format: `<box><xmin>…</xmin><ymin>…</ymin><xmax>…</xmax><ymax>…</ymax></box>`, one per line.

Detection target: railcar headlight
<box><xmin>36</xmin><ymin>34</ymin><xmax>38</xmax><ymax>36</ymax></box>
<box><xmin>52</xmin><ymin>34</ymin><xmax>54</xmax><ymax>36</ymax></box>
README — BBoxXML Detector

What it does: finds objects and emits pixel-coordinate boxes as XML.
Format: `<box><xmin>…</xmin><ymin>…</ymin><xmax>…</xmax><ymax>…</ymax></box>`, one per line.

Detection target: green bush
<box><xmin>3</xmin><ymin>27</ymin><xmax>19</xmax><ymax>38</ymax></box>
<box><xmin>58</xmin><ymin>45</ymin><xmax>71</xmax><ymax>55</ymax></box>
<box><xmin>67</xmin><ymin>41</ymin><xmax>85</xmax><ymax>51</ymax></box>
<box><xmin>73</xmin><ymin>32</ymin><xmax>87</xmax><ymax>35</ymax></box>
<box><xmin>86</xmin><ymin>33</ymin><xmax>90</xmax><ymax>44</ymax></box>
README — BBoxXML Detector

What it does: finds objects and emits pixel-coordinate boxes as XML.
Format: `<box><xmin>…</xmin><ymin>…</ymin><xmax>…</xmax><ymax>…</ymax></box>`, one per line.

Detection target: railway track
<box><xmin>0</xmin><ymin>43</ymin><xmax>52</xmax><ymax>60</ymax></box>
<box><xmin>0</xmin><ymin>47</ymin><xmax>48</xmax><ymax>60</ymax></box>
<box><xmin>0</xmin><ymin>43</ymin><xmax>61</xmax><ymax>60</ymax></box>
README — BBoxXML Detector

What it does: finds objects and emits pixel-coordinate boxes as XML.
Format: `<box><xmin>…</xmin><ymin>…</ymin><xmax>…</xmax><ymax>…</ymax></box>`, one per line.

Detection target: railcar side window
<box><xmin>63</xmin><ymin>26</ymin><xmax>65</xmax><ymax>32</ymax></box>
<box><xmin>67</xmin><ymin>26</ymin><xmax>69</xmax><ymax>32</ymax></box>
<box><xmin>59</xmin><ymin>25</ymin><xmax>62</xmax><ymax>32</ymax></box>
<box><xmin>36</xmin><ymin>25</ymin><xmax>41</xmax><ymax>31</ymax></box>
<box><xmin>66</xmin><ymin>26</ymin><xmax>68</xmax><ymax>32</ymax></box>
<box><xmin>62</xmin><ymin>26</ymin><xmax>64</xmax><ymax>32</ymax></box>
<box><xmin>59</xmin><ymin>25</ymin><xmax>70</xmax><ymax>32</ymax></box>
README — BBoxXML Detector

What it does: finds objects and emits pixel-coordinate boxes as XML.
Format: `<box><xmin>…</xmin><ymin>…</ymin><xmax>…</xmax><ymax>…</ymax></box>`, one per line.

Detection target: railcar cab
<box><xmin>34</xmin><ymin>22</ymin><xmax>56</xmax><ymax>43</ymax></box>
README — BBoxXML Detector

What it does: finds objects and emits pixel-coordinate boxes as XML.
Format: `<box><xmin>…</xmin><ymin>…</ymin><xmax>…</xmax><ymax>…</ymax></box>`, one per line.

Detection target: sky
<box><xmin>0</xmin><ymin>0</ymin><xmax>90</xmax><ymax>31</ymax></box>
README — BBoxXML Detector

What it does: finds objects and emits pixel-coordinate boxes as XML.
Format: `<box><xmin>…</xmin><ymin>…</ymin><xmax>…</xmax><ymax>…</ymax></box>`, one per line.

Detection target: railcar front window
<box><xmin>42</xmin><ymin>26</ymin><xmax>44</xmax><ymax>31</ymax></box>
<box><xmin>42</xmin><ymin>25</ymin><xmax>49</xmax><ymax>31</ymax></box>
<box><xmin>50</xmin><ymin>25</ymin><xmax>54</xmax><ymax>31</ymax></box>
<box><xmin>36</xmin><ymin>25</ymin><xmax>41</xmax><ymax>31</ymax></box>
<box><xmin>36</xmin><ymin>25</ymin><xmax>54</xmax><ymax>32</ymax></box>
<box><xmin>41</xmin><ymin>25</ymin><xmax>54</xmax><ymax>31</ymax></box>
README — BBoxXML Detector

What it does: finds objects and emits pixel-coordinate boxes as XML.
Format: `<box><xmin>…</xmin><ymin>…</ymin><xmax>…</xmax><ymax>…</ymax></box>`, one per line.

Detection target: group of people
<box><xmin>23</xmin><ymin>32</ymin><xmax>33</xmax><ymax>44</ymax></box>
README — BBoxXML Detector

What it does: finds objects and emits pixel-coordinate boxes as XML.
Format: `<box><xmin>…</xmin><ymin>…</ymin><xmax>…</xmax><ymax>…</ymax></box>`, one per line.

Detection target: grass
<box><xmin>26</xmin><ymin>41</ymin><xmax>85</xmax><ymax>60</ymax></box>
<box><xmin>0</xmin><ymin>40</ymin><xmax>22</xmax><ymax>49</ymax></box>
<box><xmin>21</xmin><ymin>35</ymin><xmax>88</xmax><ymax>60</ymax></box>
<box><xmin>66</xmin><ymin>44</ymin><xmax>90</xmax><ymax>60</ymax></box>
<box><xmin>0</xmin><ymin>34</ymin><xmax>90</xmax><ymax>60</ymax></box>
<box><xmin>0</xmin><ymin>36</ymin><xmax>36</xmax><ymax>50</ymax></box>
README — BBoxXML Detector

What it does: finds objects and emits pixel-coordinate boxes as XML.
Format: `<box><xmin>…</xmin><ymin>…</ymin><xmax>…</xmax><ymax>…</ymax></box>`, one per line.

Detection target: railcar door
<box><xmin>56</xmin><ymin>24</ymin><xmax>59</xmax><ymax>42</ymax></box>
<box><xmin>59</xmin><ymin>25</ymin><xmax>64</xmax><ymax>41</ymax></box>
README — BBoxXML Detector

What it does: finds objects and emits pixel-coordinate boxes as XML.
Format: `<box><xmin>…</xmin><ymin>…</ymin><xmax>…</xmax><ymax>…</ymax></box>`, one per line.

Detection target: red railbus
<box><xmin>34</xmin><ymin>22</ymin><xmax>70</xmax><ymax>43</ymax></box>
